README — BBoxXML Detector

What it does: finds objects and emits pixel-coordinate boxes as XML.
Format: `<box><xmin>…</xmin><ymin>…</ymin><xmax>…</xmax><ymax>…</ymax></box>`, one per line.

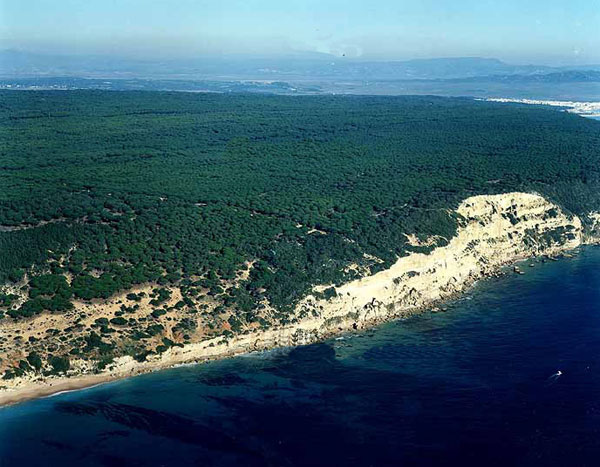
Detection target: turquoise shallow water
<box><xmin>2</xmin><ymin>247</ymin><xmax>600</xmax><ymax>466</ymax></box>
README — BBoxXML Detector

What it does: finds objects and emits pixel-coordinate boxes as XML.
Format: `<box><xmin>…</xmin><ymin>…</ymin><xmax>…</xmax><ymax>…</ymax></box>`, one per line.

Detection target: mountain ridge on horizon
<box><xmin>2</xmin><ymin>49</ymin><xmax>599</xmax><ymax>81</ymax></box>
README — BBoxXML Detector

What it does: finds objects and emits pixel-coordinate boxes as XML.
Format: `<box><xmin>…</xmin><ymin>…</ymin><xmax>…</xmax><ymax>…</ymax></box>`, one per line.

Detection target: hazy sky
<box><xmin>1</xmin><ymin>0</ymin><xmax>599</xmax><ymax>64</ymax></box>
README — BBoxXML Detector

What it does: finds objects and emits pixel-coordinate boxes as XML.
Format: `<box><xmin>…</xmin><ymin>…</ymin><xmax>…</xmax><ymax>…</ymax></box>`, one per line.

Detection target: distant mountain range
<box><xmin>1</xmin><ymin>50</ymin><xmax>599</xmax><ymax>101</ymax></box>
<box><xmin>449</xmin><ymin>70</ymin><xmax>600</xmax><ymax>84</ymax></box>
<box><xmin>2</xmin><ymin>49</ymin><xmax>599</xmax><ymax>81</ymax></box>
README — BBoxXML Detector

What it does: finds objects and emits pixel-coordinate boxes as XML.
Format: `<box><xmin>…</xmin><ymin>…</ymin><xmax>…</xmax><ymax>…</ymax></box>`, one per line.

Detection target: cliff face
<box><xmin>0</xmin><ymin>192</ymin><xmax>595</xmax><ymax>402</ymax></box>
<box><xmin>167</xmin><ymin>192</ymin><xmax>586</xmax><ymax>360</ymax></box>
<box><xmin>295</xmin><ymin>192</ymin><xmax>582</xmax><ymax>329</ymax></box>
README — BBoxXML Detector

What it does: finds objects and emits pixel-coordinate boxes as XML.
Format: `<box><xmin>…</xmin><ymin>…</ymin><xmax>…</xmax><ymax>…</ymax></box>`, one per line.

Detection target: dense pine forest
<box><xmin>1</xmin><ymin>90</ymin><xmax>600</xmax><ymax>321</ymax></box>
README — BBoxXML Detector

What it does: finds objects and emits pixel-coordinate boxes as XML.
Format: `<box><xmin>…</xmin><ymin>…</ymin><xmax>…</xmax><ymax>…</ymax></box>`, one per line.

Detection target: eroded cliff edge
<box><xmin>1</xmin><ymin>192</ymin><xmax>598</xmax><ymax>404</ymax></box>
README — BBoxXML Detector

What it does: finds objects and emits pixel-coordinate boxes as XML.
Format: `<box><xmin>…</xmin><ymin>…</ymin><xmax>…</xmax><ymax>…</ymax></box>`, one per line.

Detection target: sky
<box><xmin>1</xmin><ymin>0</ymin><xmax>599</xmax><ymax>64</ymax></box>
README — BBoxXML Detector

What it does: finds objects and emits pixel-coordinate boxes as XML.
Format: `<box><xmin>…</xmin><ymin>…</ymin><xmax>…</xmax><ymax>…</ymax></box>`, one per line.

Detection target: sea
<box><xmin>2</xmin><ymin>246</ymin><xmax>600</xmax><ymax>466</ymax></box>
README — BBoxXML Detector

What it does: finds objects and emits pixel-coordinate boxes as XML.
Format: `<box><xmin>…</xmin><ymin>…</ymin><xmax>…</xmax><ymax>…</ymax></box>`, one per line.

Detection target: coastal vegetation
<box><xmin>1</xmin><ymin>90</ymin><xmax>599</xmax><ymax>379</ymax></box>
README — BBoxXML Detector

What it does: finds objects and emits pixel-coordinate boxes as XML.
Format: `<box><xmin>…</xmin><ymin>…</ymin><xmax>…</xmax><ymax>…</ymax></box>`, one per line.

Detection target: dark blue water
<box><xmin>3</xmin><ymin>248</ymin><xmax>600</xmax><ymax>466</ymax></box>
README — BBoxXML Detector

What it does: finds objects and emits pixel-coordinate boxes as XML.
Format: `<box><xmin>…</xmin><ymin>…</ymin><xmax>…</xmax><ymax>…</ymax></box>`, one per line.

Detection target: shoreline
<box><xmin>1</xmin><ymin>192</ymin><xmax>598</xmax><ymax>408</ymax></box>
<box><xmin>0</xmin><ymin>252</ymin><xmax>569</xmax><ymax>408</ymax></box>
<box><xmin>0</xmin><ymin>287</ymin><xmax>479</xmax><ymax>407</ymax></box>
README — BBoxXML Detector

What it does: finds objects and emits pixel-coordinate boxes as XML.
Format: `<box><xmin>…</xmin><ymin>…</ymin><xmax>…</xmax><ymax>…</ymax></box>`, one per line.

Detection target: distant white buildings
<box><xmin>481</xmin><ymin>97</ymin><xmax>600</xmax><ymax>118</ymax></box>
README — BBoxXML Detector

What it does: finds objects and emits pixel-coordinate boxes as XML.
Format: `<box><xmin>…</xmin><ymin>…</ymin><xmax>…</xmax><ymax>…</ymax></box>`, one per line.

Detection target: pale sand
<box><xmin>0</xmin><ymin>374</ymin><xmax>114</xmax><ymax>406</ymax></box>
<box><xmin>0</xmin><ymin>347</ymin><xmax>245</xmax><ymax>407</ymax></box>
